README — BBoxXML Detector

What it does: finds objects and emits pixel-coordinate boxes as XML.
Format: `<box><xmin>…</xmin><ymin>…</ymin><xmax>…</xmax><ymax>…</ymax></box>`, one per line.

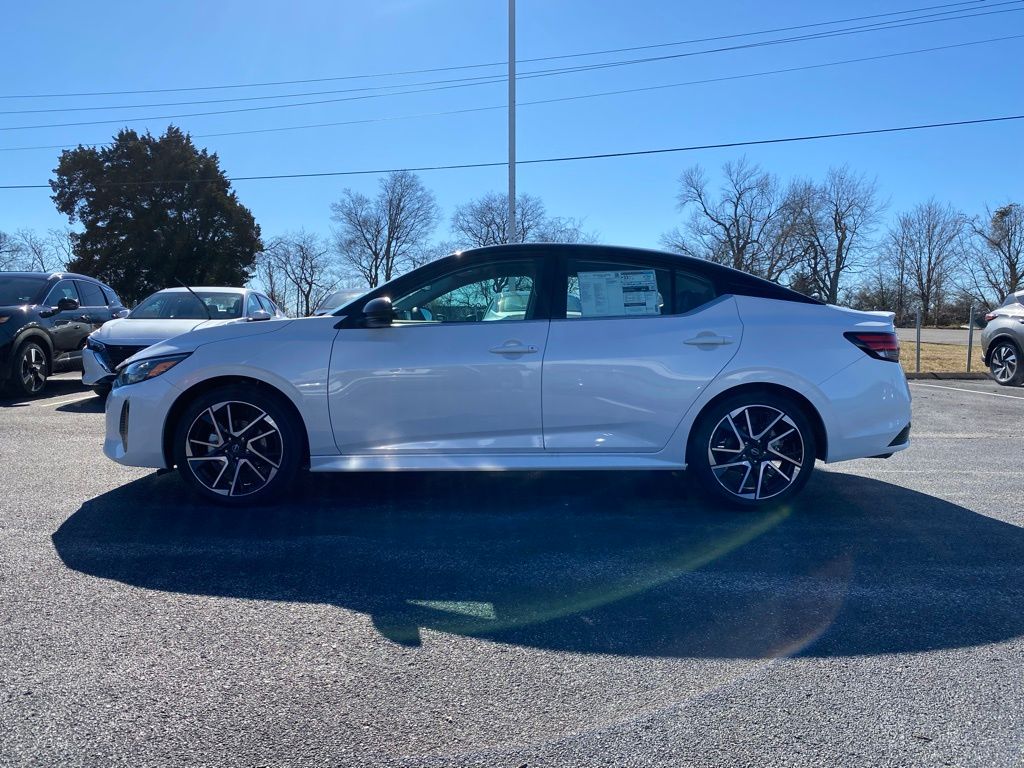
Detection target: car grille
<box><xmin>104</xmin><ymin>344</ymin><xmax>148</xmax><ymax>368</ymax></box>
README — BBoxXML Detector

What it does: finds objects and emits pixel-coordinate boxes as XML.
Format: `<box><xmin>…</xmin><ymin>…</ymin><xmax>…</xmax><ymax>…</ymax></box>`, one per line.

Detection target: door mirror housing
<box><xmin>42</xmin><ymin>297</ymin><xmax>80</xmax><ymax>316</ymax></box>
<box><xmin>362</xmin><ymin>297</ymin><xmax>394</xmax><ymax>328</ymax></box>
<box><xmin>247</xmin><ymin>309</ymin><xmax>272</xmax><ymax>322</ymax></box>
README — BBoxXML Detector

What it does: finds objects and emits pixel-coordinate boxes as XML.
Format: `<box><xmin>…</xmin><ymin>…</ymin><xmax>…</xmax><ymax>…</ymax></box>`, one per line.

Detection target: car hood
<box><xmin>120</xmin><ymin>318</ymin><xmax>294</xmax><ymax>366</ymax></box>
<box><xmin>93</xmin><ymin>317</ymin><xmax>234</xmax><ymax>345</ymax></box>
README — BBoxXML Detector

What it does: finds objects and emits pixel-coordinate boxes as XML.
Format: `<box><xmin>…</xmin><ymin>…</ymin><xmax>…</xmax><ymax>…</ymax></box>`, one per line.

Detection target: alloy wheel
<box><xmin>707</xmin><ymin>404</ymin><xmax>805</xmax><ymax>501</ymax></box>
<box><xmin>20</xmin><ymin>346</ymin><xmax>47</xmax><ymax>394</ymax></box>
<box><xmin>184</xmin><ymin>400</ymin><xmax>284</xmax><ymax>497</ymax></box>
<box><xmin>991</xmin><ymin>343</ymin><xmax>1018</xmax><ymax>383</ymax></box>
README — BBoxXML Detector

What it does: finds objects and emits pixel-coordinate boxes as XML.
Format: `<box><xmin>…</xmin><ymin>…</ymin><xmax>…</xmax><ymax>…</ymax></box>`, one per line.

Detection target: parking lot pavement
<box><xmin>1</xmin><ymin>376</ymin><xmax>1022</xmax><ymax>767</ymax></box>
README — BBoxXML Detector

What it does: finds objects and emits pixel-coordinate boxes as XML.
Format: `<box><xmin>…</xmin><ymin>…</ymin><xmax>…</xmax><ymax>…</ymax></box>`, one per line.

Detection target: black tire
<box><xmin>6</xmin><ymin>341</ymin><xmax>49</xmax><ymax>398</ymax></box>
<box><xmin>172</xmin><ymin>385</ymin><xmax>303</xmax><ymax>506</ymax></box>
<box><xmin>687</xmin><ymin>390</ymin><xmax>817</xmax><ymax>509</ymax></box>
<box><xmin>987</xmin><ymin>339</ymin><xmax>1023</xmax><ymax>386</ymax></box>
<box><xmin>92</xmin><ymin>383</ymin><xmax>112</xmax><ymax>398</ymax></box>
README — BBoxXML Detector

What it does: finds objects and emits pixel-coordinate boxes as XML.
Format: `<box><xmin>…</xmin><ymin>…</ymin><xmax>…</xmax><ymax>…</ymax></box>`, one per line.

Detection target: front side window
<box><xmin>392</xmin><ymin>260</ymin><xmax>540</xmax><ymax>323</ymax></box>
<box><xmin>246</xmin><ymin>293</ymin><xmax>262</xmax><ymax>317</ymax></box>
<box><xmin>564</xmin><ymin>259</ymin><xmax>715</xmax><ymax>319</ymax></box>
<box><xmin>256</xmin><ymin>294</ymin><xmax>278</xmax><ymax>315</ymax></box>
<box><xmin>44</xmin><ymin>280</ymin><xmax>80</xmax><ymax>307</ymax></box>
<box><xmin>129</xmin><ymin>291</ymin><xmax>244</xmax><ymax>320</ymax></box>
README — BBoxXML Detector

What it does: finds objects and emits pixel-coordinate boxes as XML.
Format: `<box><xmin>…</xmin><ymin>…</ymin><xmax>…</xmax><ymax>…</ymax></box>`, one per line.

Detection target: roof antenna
<box><xmin>174</xmin><ymin>278</ymin><xmax>212</xmax><ymax>320</ymax></box>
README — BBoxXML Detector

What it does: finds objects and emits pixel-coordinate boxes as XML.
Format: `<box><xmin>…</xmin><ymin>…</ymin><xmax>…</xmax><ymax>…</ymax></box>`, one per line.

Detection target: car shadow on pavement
<box><xmin>0</xmin><ymin>377</ymin><xmax>86</xmax><ymax>407</ymax></box>
<box><xmin>52</xmin><ymin>469</ymin><xmax>1024</xmax><ymax>659</ymax></box>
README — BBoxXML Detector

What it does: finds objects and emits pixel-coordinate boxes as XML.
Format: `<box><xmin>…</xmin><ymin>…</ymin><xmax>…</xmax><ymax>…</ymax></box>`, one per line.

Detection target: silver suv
<box><xmin>982</xmin><ymin>290</ymin><xmax>1024</xmax><ymax>386</ymax></box>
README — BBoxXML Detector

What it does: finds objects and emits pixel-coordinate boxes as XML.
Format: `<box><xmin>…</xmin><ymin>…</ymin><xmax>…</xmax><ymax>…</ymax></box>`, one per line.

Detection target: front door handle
<box><xmin>684</xmin><ymin>333</ymin><xmax>734</xmax><ymax>347</ymax></box>
<box><xmin>489</xmin><ymin>342</ymin><xmax>539</xmax><ymax>355</ymax></box>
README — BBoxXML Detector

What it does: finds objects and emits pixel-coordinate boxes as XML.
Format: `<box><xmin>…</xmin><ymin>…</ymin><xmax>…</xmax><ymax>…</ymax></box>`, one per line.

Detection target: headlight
<box><xmin>114</xmin><ymin>353</ymin><xmax>191</xmax><ymax>388</ymax></box>
<box><xmin>86</xmin><ymin>335</ymin><xmax>105</xmax><ymax>351</ymax></box>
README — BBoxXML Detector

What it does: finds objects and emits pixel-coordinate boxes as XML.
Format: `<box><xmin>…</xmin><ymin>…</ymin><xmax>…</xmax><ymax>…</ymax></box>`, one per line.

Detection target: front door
<box><xmin>328</xmin><ymin>256</ymin><xmax>550</xmax><ymax>454</ymax></box>
<box><xmin>543</xmin><ymin>255</ymin><xmax>742</xmax><ymax>451</ymax></box>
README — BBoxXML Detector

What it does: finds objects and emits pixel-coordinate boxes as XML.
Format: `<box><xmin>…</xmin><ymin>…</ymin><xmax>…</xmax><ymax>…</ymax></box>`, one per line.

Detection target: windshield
<box><xmin>129</xmin><ymin>290</ymin><xmax>243</xmax><ymax>320</ymax></box>
<box><xmin>319</xmin><ymin>290</ymin><xmax>362</xmax><ymax>311</ymax></box>
<box><xmin>0</xmin><ymin>276</ymin><xmax>47</xmax><ymax>306</ymax></box>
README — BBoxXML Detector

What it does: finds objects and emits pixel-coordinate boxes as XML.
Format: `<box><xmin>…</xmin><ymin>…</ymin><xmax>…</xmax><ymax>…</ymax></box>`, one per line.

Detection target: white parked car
<box><xmin>83</xmin><ymin>286</ymin><xmax>285</xmax><ymax>394</ymax></box>
<box><xmin>101</xmin><ymin>245</ymin><xmax>911</xmax><ymax>508</ymax></box>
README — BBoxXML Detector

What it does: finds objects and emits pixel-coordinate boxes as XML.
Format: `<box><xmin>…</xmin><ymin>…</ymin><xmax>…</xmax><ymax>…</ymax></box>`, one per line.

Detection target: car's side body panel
<box><xmin>541</xmin><ymin>296</ymin><xmax>742</xmax><ymax>451</ymax></box>
<box><xmin>327</xmin><ymin>320</ymin><xmax>550</xmax><ymax>454</ymax></box>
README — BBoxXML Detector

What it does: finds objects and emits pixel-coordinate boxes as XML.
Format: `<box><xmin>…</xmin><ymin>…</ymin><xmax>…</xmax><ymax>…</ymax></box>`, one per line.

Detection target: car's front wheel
<box><xmin>988</xmin><ymin>339</ymin><xmax>1022</xmax><ymax>386</ymax></box>
<box><xmin>688</xmin><ymin>391</ymin><xmax>817</xmax><ymax>509</ymax></box>
<box><xmin>7</xmin><ymin>341</ymin><xmax>49</xmax><ymax>397</ymax></box>
<box><xmin>173</xmin><ymin>385</ymin><xmax>302</xmax><ymax>506</ymax></box>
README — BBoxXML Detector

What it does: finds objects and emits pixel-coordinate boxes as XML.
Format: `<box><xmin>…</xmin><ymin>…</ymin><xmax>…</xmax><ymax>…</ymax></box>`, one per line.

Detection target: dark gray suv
<box><xmin>982</xmin><ymin>290</ymin><xmax>1024</xmax><ymax>386</ymax></box>
<box><xmin>0</xmin><ymin>272</ymin><xmax>127</xmax><ymax>397</ymax></box>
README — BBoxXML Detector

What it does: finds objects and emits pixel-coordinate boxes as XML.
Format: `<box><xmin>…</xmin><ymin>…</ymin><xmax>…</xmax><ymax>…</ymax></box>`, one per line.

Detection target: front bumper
<box><xmin>103</xmin><ymin>377</ymin><xmax>179</xmax><ymax>469</ymax></box>
<box><xmin>82</xmin><ymin>347</ymin><xmax>115</xmax><ymax>386</ymax></box>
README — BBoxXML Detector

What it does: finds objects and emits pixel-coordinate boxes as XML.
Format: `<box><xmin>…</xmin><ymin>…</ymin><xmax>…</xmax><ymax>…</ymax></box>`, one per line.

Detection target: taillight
<box><xmin>984</xmin><ymin>312</ymin><xmax>998</xmax><ymax>322</ymax></box>
<box><xmin>844</xmin><ymin>331</ymin><xmax>900</xmax><ymax>362</ymax></box>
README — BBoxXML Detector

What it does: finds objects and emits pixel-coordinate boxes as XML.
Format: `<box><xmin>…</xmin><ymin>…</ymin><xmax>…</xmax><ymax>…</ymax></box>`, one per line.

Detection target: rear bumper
<box><xmin>818</xmin><ymin>357</ymin><xmax>912</xmax><ymax>463</ymax></box>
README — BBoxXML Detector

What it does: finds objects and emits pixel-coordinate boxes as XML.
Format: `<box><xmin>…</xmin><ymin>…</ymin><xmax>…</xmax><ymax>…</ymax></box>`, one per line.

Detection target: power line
<box><xmin>1</xmin><ymin>33</ymin><xmax>1018</xmax><ymax>153</ymax></box>
<box><xmin>0</xmin><ymin>0</ymin><xmax>992</xmax><ymax>99</ymax></box>
<box><xmin>2</xmin><ymin>114</ymin><xmax>1020</xmax><ymax>190</ymax></box>
<box><xmin>1</xmin><ymin>5</ymin><xmax>1019</xmax><ymax>132</ymax></box>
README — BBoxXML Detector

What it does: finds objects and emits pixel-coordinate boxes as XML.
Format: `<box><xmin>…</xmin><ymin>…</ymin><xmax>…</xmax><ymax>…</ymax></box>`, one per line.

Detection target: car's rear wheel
<box><xmin>173</xmin><ymin>386</ymin><xmax>302</xmax><ymax>506</ymax></box>
<box><xmin>7</xmin><ymin>341</ymin><xmax>49</xmax><ymax>397</ymax></box>
<box><xmin>688</xmin><ymin>391</ymin><xmax>817</xmax><ymax>509</ymax></box>
<box><xmin>988</xmin><ymin>339</ymin><xmax>1022</xmax><ymax>386</ymax></box>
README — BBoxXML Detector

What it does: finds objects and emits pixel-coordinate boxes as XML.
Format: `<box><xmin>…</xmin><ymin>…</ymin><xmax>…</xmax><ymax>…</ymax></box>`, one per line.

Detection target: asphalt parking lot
<box><xmin>1</xmin><ymin>374</ymin><xmax>1022</xmax><ymax>767</ymax></box>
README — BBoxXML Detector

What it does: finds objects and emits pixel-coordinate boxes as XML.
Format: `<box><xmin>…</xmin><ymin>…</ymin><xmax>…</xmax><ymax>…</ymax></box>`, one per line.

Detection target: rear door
<box><xmin>542</xmin><ymin>254</ymin><xmax>742</xmax><ymax>452</ymax></box>
<box><xmin>74</xmin><ymin>280</ymin><xmax>110</xmax><ymax>334</ymax></box>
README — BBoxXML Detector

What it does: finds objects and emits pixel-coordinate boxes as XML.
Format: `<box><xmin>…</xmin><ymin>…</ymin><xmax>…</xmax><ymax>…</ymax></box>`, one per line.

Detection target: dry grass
<box><xmin>901</xmin><ymin>342</ymin><xmax>986</xmax><ymax>375</ymax></box>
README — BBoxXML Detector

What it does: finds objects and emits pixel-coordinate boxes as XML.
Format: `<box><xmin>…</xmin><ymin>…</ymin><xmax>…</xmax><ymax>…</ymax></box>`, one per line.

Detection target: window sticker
<box><xmin>577</xmin><ymin>270</ymin><xmax>660</xmax><ymax>317</ymax></box>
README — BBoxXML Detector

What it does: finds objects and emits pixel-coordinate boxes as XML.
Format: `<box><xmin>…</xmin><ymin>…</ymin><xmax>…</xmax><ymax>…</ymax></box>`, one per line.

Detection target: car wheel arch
<box><xmin>984</xmin><ymin>334</ymin><xmax>1020</xmax><ymax>365</ymax></box>
<box><xmin>685</xmin><ymin>382</ymin><xmax>828</xmax><ymax>464</ymax></box>
<box><xmin>161</xmin><ymin>375</ymin><xmax>311</xmax><ymax>470</ymax></box>
<box><xmin>11</xmin><ymin>329</ymin><xmax>54</xmax><ymax>368</ymax></box>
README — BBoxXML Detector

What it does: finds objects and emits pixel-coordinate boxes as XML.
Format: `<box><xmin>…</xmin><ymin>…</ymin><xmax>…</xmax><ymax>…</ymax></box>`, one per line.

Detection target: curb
<box><xmin>904</xmin><ymin>372</ymin><xmax>991</xmax><ymax>381</ymax></box>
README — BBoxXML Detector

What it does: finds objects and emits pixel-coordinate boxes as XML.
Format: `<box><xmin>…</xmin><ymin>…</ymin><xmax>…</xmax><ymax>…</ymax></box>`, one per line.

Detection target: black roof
<box><xmin>446</xmin><ymin>243</ymin><xmax>822</xmax><ymax>305</ymax></box>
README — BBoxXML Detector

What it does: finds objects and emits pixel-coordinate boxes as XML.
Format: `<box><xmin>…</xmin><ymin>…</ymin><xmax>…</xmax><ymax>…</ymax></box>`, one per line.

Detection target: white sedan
<box><xmin>102</xmin><ymin>244</ymin><xmax>911</xmax><ymax>509</ymax></box>
<box><xmin>82</xmin><ymin>286</ymin><xmax>284</xmax><ymax>394</ymax></box>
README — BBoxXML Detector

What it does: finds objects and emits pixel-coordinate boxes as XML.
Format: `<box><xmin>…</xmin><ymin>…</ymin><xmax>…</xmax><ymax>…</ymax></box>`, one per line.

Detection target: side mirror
<box><xmin>362</xmin><ymin>296</ymin><xmax>394</xmax><ymax>328</ymax></box>
<box><xmin>248</xmin><ymin>309</ymin><xmax>272</xmax><ymax>322</ymax></box>
<box><xmin>56</xmin><ymin>297</ymin><xmax>80</xmax><ymax>312</ymax></box>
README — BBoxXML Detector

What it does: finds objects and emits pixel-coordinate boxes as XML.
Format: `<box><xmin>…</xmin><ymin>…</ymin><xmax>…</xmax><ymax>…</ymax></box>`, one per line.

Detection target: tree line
<box><xmin>2</xmin><ymin>127</ymin><xmax>1019</xmax><ymax>324</ymax></box>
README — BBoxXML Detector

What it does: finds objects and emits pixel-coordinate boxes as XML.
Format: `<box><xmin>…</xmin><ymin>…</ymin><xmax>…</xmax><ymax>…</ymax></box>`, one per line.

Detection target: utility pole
<box><xmin>507</xmin><ymin>0</ymin><xmax>516</xmax><ymax>243</ymax></box>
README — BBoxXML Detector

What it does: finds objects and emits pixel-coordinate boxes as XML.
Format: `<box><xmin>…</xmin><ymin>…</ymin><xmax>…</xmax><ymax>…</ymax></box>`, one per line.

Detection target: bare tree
<box><xmin>661</xmin><ymin>157</ymin><xmax>805</xmax><ymax>282</ymax></box>
<box><xmin>260</xmin><ymin>231</ymin><xmax>338</xmax><ymax>317</ymax></box>
<box><xmin>0</xmin><ymin>231</ymin><xmax>20</xmax><ymax>270</ymax></box>
<box><xmin>795</xmin><ymin>167</ymin><xmax>883</xmax><ymax>304</ymax></box>
<box><xmin>0</xmin><ymin>228</ymin><xmax>71</xmax><ymax>272</ymax></box>
<box><xmin>330</xmin><ymin>171</ymin><xmax>439</xmax><ymax>288</ymax></box>
<box><xmin>450</xmin><ymin>191</ymin><xmax>594</xmax><ymax>247</ymax></box>
<box><xmin>889</xmin><ymin>200</ymin><xmax>964</xmax><ymax>326</ymax></box>
<box><xmin>962</xmin><ymin>203</ymin><xmax>1023</xmax><ymax>307</ymax></box>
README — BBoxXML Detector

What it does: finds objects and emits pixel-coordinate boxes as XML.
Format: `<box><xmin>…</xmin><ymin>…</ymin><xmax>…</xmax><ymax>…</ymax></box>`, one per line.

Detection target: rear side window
<box><xmin>102</xmin><ymin>285</ymin><xmax>122</xmax><ymax>306</ymax></box>
<box><xmin>565</xmin><ymin>259</ymin><xmax>716</xmax><ymax>319</ymax></box>
<box><xmin>76</xmin><ymin>280</ymin><xmax>108</xmax><ymax>307</ymax></box>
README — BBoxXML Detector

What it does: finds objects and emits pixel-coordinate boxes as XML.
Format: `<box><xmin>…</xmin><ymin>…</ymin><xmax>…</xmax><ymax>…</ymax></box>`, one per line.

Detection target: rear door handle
<box><xmin>489</xmin><ymin>342</ymin><xmax>539</xmax><ymax>355</ymax></box>
<box><xmin>684</xmin><ymin>333</ymin><xmax>734</xmax><ymax>347</ymax></box>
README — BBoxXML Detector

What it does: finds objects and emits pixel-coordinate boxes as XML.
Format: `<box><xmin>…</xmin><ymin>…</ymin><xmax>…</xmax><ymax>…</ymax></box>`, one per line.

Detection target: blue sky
<box><xmin>1</xmin><ymin>0</ymin><xmax>1022</xmax><ymax>248</ymax></box>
